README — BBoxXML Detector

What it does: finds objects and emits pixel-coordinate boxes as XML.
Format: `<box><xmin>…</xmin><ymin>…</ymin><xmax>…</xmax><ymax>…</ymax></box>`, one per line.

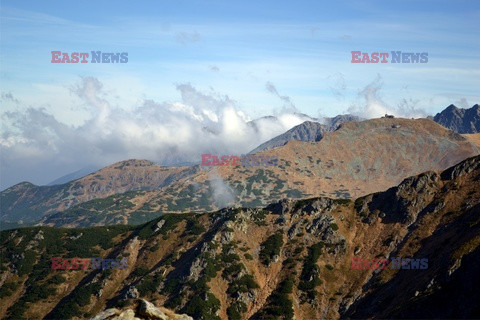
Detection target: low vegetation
<box><xmin>259</xmin><ymin>232</ymin><xmax>284</xmax><ymax>266</ymax></box>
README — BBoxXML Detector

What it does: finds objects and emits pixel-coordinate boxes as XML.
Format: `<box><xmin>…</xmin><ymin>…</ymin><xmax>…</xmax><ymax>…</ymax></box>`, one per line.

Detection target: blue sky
<box><xmin>1</xmin><ymin>0</ymin><xmax>480</xmax><ymax>188</ymax></box>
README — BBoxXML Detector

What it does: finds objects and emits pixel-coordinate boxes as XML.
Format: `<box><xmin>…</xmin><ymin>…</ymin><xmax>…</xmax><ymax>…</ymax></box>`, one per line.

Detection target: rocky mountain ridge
<box><xmin>1</xmin><ymin>155</ymin><xmax>479</xmax><ymax>319</ymax></box>
<box><xmin>0</xmin><ymin>160</ymin><xmax>197</xmax><ymax>227</ymax></box>
<box><xmin>2</xmin><ymin>118</ymin><xmax>479</xmax><ymax>229</ymax></box>
<box><xmin>433</xmin><ymin>104</ymin><xmax>480</xmax><ymax>133</ymax></box>
<box><xmin>250</xmin><ymin>115</ymin><xmax>362</xmax><ymax>153</ymax></box>
<box><xmin>250</xmin><ymin>121</ymin><xmax>327</xmax><ymax>153</ymax></box>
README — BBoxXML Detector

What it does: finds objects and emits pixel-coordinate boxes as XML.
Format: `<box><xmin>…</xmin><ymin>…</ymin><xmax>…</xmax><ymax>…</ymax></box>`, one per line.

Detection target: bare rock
<box><xmin>112</xmin><ymin>309</ymin><xmax>136</xmax><ymax>320</ymax></box>
<box><xmin>138</xmin><ymin>299</ymin><xmax>168</xmax><ymax>319</ymax></box>
<box><xmin>154</xmin><ymin>220</ymin><xmax>166</xmax><ymax>233</ymax></box>
<box><xmin>89</xmin><ymin>308</ymin><xmax>120</xmax><ymax>320</ymax></box>
<box><xmin>123</xmin><ymin>286</ymin><xmax>139</xmax><ymax>299</ymax></box>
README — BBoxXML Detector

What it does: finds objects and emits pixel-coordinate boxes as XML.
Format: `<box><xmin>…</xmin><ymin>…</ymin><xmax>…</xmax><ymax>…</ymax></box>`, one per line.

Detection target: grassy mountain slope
<box><xmin>0</xmin><ymin>160</ymin><xmax>197</xmax><ymax>226</ymax></box>
<box><xmin>1</xmin><ymin>155</ymin><xmax>479</xmax><ymax>319</ymax></box>
<box><xmin>2</xmin><ymin>118</ymin><xmax>479</xmax><ymax>229</ymax></box>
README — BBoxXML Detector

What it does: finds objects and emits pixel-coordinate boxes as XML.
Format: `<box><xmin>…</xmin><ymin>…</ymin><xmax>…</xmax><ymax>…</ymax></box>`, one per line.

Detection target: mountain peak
<box><xmin>433</xmin><ymin>104</ymin><xmax>480</xmax><ymax>133</ymax></box>
<box><xmin>109</xmin><ymin>159</ymin><xmax>156</xmax><ymax>169</ymax></box>
<box><xmin>250</xmin><ymin>120</ymin><xmax>327</xmax><ymax>153</ymax></box>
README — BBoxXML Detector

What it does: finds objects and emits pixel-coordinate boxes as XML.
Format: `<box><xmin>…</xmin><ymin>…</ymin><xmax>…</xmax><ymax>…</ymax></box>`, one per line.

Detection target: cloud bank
<box><xmin>0</xmin><ymin>77</ymin><xmax>312</xmax><ymax>189</ymax></box>
<box><xmin>347</xmin><ymin>75</ymin><xmax>427</xmax><ymax>119</ymax></box>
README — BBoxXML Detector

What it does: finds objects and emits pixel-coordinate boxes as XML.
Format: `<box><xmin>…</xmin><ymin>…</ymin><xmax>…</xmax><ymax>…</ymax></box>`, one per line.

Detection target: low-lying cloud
<box><xmin>0</xmin><ymin>75</ymin><xmax>439</xmax><ymax>190</ymax></box>
<box><xmin>265</xmin><ymin>81</ymin><xmax>297</xmax><ymax>113</ymax></box>
<box><xmin>0</xmin><ymin>77</ymin><xmax>312</xmax><ymax>189</ymax></box>
<box><xmin>347</xmin><ymin>75</ymin><xmax>427</xmax><ymax>119</ymax></box>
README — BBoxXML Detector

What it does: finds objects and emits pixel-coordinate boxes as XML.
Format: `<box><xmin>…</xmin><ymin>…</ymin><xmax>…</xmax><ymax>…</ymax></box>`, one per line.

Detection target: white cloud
<box><xmin>0</xmin><ymin>77</ymin><xmax>311</xmax><ymax>189</ymax></box>
<box><xmin>265</xmin><ymin>81</ymin><xmax>297</xmax><ymax>113</ymax></box>
<box><xmin>208</xmin><ymin>170</ymin><xmax>236</xmax><ymax>209</ymax></box>
<box><xmin>327</xmin><ymin>73</ymin><xmax>347</xmax><ymax>100</ymax></box>
<box><xmin>1</xmin><ymin>92</ymin><xmax>20</xmax><ymax>104</ymax></box>
<box><xmin>347</xmin><ymin>75</ymin><xmax>427</xmax><ymax>119</ymax></box>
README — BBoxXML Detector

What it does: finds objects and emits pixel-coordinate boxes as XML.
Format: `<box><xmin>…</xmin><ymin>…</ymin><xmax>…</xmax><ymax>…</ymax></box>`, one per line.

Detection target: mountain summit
<box><xmin>250</xmin><ymin>115</ymin><xmax>362</xmax><ymax>153</ymax></box>
<box><xmin>433</xmin><ymin>104</ymin><xmax>480</xmax><ymax>133</ymax></box>
<box><xmin>2</xmin><ymin>118</ymin><xmax>479</xmax><ymax>229</ymax></box>
<box><xmin>250</xmin><ymin>121</ymin><xmax>327</xmax><ymax>153</ymax></box>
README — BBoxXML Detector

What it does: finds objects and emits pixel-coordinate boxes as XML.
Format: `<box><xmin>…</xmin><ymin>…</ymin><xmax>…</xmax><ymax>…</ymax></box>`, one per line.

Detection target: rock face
<box><xmin>90</xmin><ymin>308</ymin><xmax>120</xmax><ymax>320</ymax></box>
<box><xmin>250</xmin><ymin>115</ymin><xmax>362</xmax><ymax>153</ymax></box>
<box><xmin>250</xmin><ymin>121</ymin><xmax>327</xmax><ymax>153</ymax></box>
<box><xmin>323</xmin><ymin>114</ymin><xmax>362</xmax><ymax>131</ymax></box>
<box><xmin>361</xmin><ymin>171</ymin><xmax>442</xmax><ymax>225</ymax></box>
<box><xmin>433</xmin><ymin>104</ymin><xmax>480</xmax><ymax>133</ymax></box>
<box><xmin>90</xmin><ymin>300</ymin><xmax>193</xmax><ymax>320</ymax></box>
<box><xmin>1</xmin><ymin>157</ymin><xmax>479</xmax><ymax>320</ymax></box>
<box><xmin>440</xmin><ymin>154</ymin><xmax>480</xmax><ymax>180</ymax></box>
<box><xmin>2</xmin><ymin>118</ymin><xmax>479</xmax><ymax>230</ymax></box>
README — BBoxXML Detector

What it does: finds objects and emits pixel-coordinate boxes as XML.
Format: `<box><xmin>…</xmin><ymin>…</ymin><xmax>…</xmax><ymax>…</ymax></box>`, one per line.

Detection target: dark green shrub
<box><xmin>49</xmin><ymin>274</ymin><xmax>66</xmax><ymax>285</ymax></box>
<box><xmin>222</xmin><ymin>263</ymin><xmax>244</xmax><ymax>279</ymax></box>
<box><xmin>131</xmin><ymin>267</ymin><xmax>149</xmax><ymax>277</ymax></box>
<box><xmin>298</xmin><ymin>242</ymin><xmax>324</xmax><ymax>300</ymax></box>
<box><xmin>185</xmin><ymin>219</ymin><xmax>206</xmax><ymax>235</ymax></box>
<box><xmin>257</xmin><ymin>278</ymin><xmax>294</xmax><ymax>319</ymax></box>
<box><xmin>149</xmin><ymin>243</ymin><xmax>160</xmax><ymax>252</ymax></box>
<box><xmin>183</xmin><ymin>293</ymin><xmax>221</xmax><ymax>320</ymax></box>
<box><xmin>137</xmin><ymin>274</ymin><xmax>163</xmax><ymax>296</ymax></box>
<box><xmin>0</xmin><ymin>282</ymin><xmax>19</xmax><ymax>298</ymax></box>
<box><xmin>227</xmin><ymin>274</ymin><xmax>259</xmax><ymax>294</ymax></box>
<box><xmin>227</xmin><ymin>301</ymin><xmax>247</xmax><ymax>320</ymax></box>
<box><xmin>244</xmin><ymin>253</ymin><xmax>253</xmax><ymax>260</ymax></box>
<box><xmin>259</xmin><ymin>232</ymin><xmax>283</xmax><ymax>265</ymax></box>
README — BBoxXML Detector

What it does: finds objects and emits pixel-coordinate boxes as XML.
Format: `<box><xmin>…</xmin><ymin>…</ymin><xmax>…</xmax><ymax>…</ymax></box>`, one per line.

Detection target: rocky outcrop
<box><xmin>360</xmin><ymin>171</ymin><xmax>441</xmax><ymax>225</ymax></box>
<box><xmin>90</xmin><ymin>300</ymin><xmax>193</xmax><ymax>320</ymax></box>
<box><xmin>440</xmin><ymin>155</ymin><xmax>480</xmax><ymax>180</ymax></box>
<box><xmin>1</xmin><ymin>155</ymin><xmax>479</xmax><ymax>320</ymax></box>
<box><xmin>250</xmin><ymin>121</ymin><xmax>327</xmax><ymax>153</ymax></box>
<box><xmin>324</xmin><ymin>114</ymin><xmax>362</xmax><ymax>131</ymax></box>
<box><xmin>433</xmin><ymin>104</ymin><xmax>480</xmax><ymax>133</ymax></box>
<box><xmin>251</xmin><ymin>116</ymin><xmax>363</xmax><ymax>153</ymax></box>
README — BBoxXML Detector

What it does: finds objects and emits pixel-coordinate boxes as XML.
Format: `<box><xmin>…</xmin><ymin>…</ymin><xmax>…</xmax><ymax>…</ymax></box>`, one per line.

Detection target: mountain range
<box><xmin>250</xmin><ymin>115</ymin><xmax>362</xmax><ymax>154</ymax></box>
<box><xmin>2</xmin><ymin>117</ymin><xmax>479</xmax><ymax>230</ymax></box>
<box><xmin>1</xmin><ymin>103</ymin><xmax>480</xmax><ymax>320</ymax></box>
<box><xmin>0</xmin><ymin>155</ymin><xmax>479</xmax><ymax>319</ymax></box>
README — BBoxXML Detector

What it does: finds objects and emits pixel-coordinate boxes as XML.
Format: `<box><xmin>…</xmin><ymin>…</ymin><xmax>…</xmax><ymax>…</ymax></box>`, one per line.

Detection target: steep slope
<box><xmin>344</xmin><ymin>155</ymin><xmax>480</xmax><ymax>319</ymax></box>
<box><xmin>463</xmin><ymin>133</ymin><xmax>480</xmax><ymax>148</ymax></box>
<box><xmin>433</xmin><ymin>104</ymin><xmax>480</xmax><ymax>133</ymax></box>
<box><xmin>150</xmin><ymin>118</ymin><xmax>479</xmax><ymax>213</ymax></box>
<box><xmin>250</xmin><ymin>121</ymin><xmax>327</xmax><ymax>153</ymax></box>
<box><xmin>3</xmin><ymin>118</ymin><xmax>479</xmax><ymax>229</ymax></box>
<box><xmin>246</xmin><ymin>113</ymin><xmax>318</xmax><ymax>130</ymax></box>
<box><xmin>0</xmin><ymin>155</ymin><xmax>479</xmax><ymax>320</ymax></box>
<box><xmin>323</xmin><ymin>114</ymin><xmax>362</xmax><ymax>131</ymax></box>
<box><xmin>250</xmin><ymin>115</ymin><xmax>362</xmax><ymax>153</ymax></box>
<box><xmin>0</xmin><ymin>160</ymin><xmax>197</xmax><ymax>227</ymax></box>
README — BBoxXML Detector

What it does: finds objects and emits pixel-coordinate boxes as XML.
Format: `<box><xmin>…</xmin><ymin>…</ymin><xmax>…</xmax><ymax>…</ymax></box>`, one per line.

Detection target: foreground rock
<box><xmin>90</xmin><ymin>299</ymin><xmax>193</xmax><ymax>320</ymax></box>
